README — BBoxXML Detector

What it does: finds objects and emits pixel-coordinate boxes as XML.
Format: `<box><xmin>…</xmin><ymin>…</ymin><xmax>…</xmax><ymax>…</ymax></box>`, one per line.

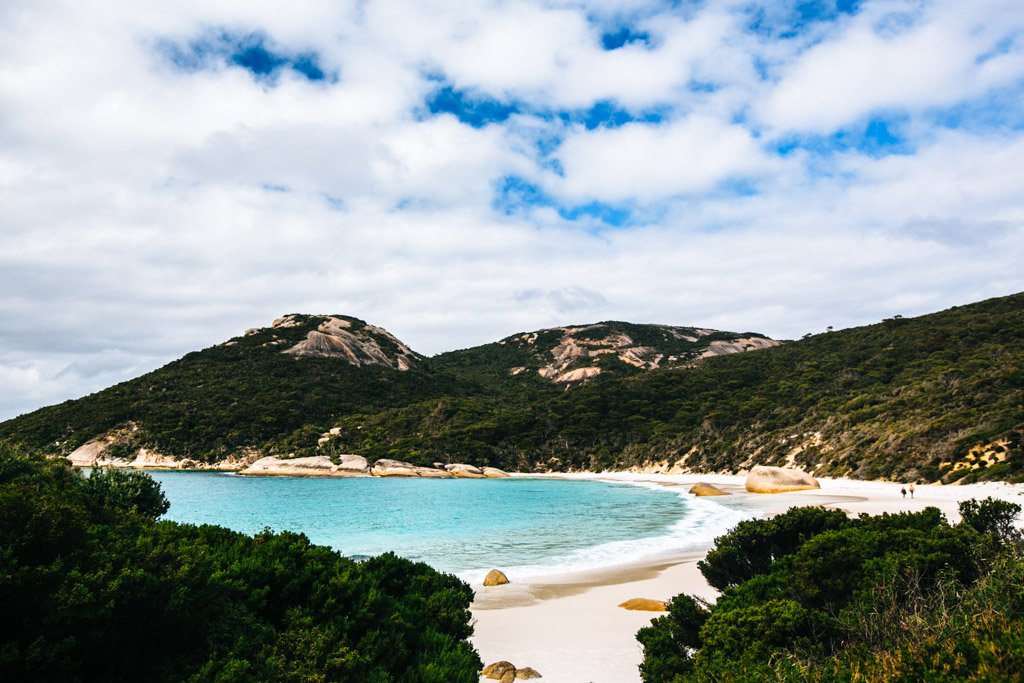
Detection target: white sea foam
<box><xmin>455</xmin><ymin>484</ymin><xmax>753</xmax><ymax>583</ymax></box>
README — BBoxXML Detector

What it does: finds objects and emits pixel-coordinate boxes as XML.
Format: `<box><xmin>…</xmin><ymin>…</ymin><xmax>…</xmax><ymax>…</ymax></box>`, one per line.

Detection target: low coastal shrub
<box><xmin>638</xmin><ymin>500</ymin><xmax>1023</xmax><ymax>682</ymax></box>
<box><xmin>0</xmin><ymin>442</ymin><xmax>482</xmax><ymax>682</ymax></box>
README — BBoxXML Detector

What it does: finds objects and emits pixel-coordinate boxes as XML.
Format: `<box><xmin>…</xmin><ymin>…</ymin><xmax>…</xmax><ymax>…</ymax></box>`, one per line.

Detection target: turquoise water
<box><xmin>149</xmin><ymin>472</ymin><xmax>745</xmax><ymax>580</ymax></box>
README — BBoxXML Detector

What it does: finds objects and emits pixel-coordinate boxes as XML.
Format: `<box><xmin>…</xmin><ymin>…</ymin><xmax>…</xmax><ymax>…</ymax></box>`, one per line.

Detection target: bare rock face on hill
<box><xmin>273</xmin><ymin>314</ymin><xmax>421</xmax><ymax>370</ymax></box>
<box><xmin>498</xmin><ymin>322</ymin><xmax>780</xmax><ymax>387</ymax></box>
<box><xmin>745</xmin><ymin>465</ymin><xmax>820</xmax><ymax>493</ymax></box>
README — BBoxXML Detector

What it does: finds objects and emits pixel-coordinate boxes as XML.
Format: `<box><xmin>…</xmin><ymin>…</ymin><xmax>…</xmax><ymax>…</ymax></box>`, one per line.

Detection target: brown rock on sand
<box><xmin>484</xmin><ymin>569</ymin><xmax>510</xmax><ymax>586</ymax></box>
<box><xmin>745</xmin><ymin>465</ymin><xmax>820</xmax><ymax>494</ymax></box>
<box><xmin>516</xmin><ymin>667</ymin><xmax>543</xmax><ymax>679</ymax></box>
<box><xmin>618</xmin><ymin>598</ymin><xmax>669</xmax><ymax>611</ymax></box>
<box><xmin>482</xmin><ymin>661</ymin><xmax>517</xmax><ymax>680</ymax></box>
<box><xmin>482</xmin><ymin>466</ymin><xmax>510</xmax><ymax>478</ymax></box>
<box><xmin>689</xmin><ymin>482</ymin><xmax>730</xmax><ymax>496</ymax></box>
<box><xmin>445</xmin><ymin>463</ymin><xmax>486</xmax><ymax>478</ymax></box>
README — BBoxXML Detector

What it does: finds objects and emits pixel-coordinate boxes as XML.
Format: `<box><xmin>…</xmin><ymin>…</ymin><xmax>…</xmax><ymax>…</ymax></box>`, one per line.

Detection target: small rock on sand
<box><xmin>618</xmin><ymin>598</ymin><xmax>669</xmax><ymax>612</ymax></box>
<box><xmin>484</xmin><ymin>569</ymin><xmax>510</xmax><ymax>586</ymax></box>
<box><xmin>689</xmin><ymin>482</ymin><xmax>730</xmax><ymax>496</ymax></box>
<box><xmin>481</xmin><ymin>662</ymin><xmax>542</xmax><ymax>680</ymax></box>
<box><xmin>482</xmin><ymin>661</ymin><xmax>516</xmax><ymax>680</ymax></box>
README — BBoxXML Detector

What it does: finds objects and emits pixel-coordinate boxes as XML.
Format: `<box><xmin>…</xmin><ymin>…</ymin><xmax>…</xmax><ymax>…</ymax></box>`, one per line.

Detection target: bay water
<box><xmin>149</xmin><ymin>472</ymin><xmax>746</xmax><ymax>581</ymax></box>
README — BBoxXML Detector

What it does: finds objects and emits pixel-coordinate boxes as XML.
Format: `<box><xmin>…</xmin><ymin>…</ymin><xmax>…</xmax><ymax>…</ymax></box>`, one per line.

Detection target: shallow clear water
<box><xmin>149</xmin><ymin>472</ymin><xmax>745</xmax><ymax>580</ymax></box>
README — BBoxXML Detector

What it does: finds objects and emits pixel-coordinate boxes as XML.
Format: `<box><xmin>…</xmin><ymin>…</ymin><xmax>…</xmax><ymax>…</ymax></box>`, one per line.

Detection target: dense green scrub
<box><xmin>0</xmin><ymin>443</ymin><xmax>481</xmax><ymax>682</ymax></box>
<box><xmin>637</xmin><ymin>500</ymin><xmax>1024</xmax><ymax>682</ymax></box>
<box><xmin>2</xmin><ymin>292</ymin><xmax>1022</xmax><ymax>481</ymax></box>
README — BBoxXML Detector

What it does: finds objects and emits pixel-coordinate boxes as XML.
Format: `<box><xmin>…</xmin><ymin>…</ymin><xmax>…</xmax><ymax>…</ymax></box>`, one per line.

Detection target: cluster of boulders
<box><xmin>237</xmin><ymin>456</ymin><xmax>509</xmax><ymax>479</ymax></box>
<box><xmin>481</xmin><ymin>661</ymin><xmax>542</xmax><ymax>680</ymax></box>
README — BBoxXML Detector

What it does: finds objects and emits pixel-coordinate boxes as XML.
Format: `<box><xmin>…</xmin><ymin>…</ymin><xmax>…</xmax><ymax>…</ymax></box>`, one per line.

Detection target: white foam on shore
<box><xmin>456</xmin><ymin>484</ymin><xmax>752</xmax><ymax>583</ymax></box>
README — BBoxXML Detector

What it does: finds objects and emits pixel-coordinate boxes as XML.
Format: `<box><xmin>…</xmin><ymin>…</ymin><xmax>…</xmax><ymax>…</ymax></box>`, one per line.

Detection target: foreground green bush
<box><xmin>0</xmin><ymin>443</ymin><xmax>481</xmax><ymax>682</ymax></box>
<box><xmin>638</xmin><ymin>500</ymin><xmax>1023</xmax><ymax>682</ymax></box>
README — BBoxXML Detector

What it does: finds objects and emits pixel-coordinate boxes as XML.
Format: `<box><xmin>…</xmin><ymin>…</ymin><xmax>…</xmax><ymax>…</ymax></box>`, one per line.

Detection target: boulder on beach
<box><xmin>370</xmin><ymin>459</ymin><xmax>421</xmax><ymax>477</ymax></box>
<box><xmin>516</xmin><ymin>667</ymin><xmax>543</xmax><ymax>679</ymax></box>
<box><xmin>336</xmin><ymin>454</ymin><xmax>369</xmax><ymax>472</ymax></box>
<box><xmin>482</xmin><ymin>466</ymin><xmax>510</xmax><ymax>478</ymax></box>
<box><xmin>689</xmin><ymin>482</ymin><xmax>730</xmax><ymax>496</ymax></box>
<box><xmin>445</xmin><ymin>463</ymin><xmax>486</xmax><ymax>478</ymax></box>
<box><xmin>482</xmin><ymin>661</ymin><xmax>517</xmax><ymax>680</ymax></box>
<box><xmin>618</xmin><ymin>598</ymin><xmax>669</xmax><ymax>612</ymax></box>
<box><xmin>745</xmin><ymin>465</ymin><xmax>820</xmax><ymax>494</ymax></box>
<box><xmin>484</xmin><ymin>569</ymin><xmax>510</xmax><ymax>586</ymax></box>
<box><xmin>415</xmin><ymin>467</ymin><xmax>453</xmax><ymax>478</ymax></box>
<box><xmin>239</xmin><ymin>455</ymin><xmax>369</xmax><ymax>477</ymax></box>
<box><xmin>368</xmin><ymin>459</ymin><xmax>454</xmax><ymax>477</ymax></box>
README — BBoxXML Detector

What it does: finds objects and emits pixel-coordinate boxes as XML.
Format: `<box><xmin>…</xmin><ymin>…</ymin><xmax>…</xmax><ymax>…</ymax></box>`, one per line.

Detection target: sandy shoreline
<box><xmin>470</xmin><ymin>473</ymin><xmax>1024</xmax><ymax>682</ymax></box>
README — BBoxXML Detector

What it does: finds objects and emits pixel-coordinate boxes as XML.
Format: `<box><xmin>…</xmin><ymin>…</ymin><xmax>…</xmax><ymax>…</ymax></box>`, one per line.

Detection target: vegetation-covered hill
<box><xmin>1</xmin><ymin>292</ymin><xmax>1022</xmax><ymax>482</ymax></box>
<box><xmin>0</xmin><ymin>443</ymin><xmax>481</xmax><ymax>681</ymax></box>
<box><xmin>0</xmin><ymin>316</ymin><xmax>771</xmax><ymax>465</ymax></box>
<box><xmin>325</xmin><ymin>292</ymin><xmax>1024</xmax><ymax>482</ymax></box>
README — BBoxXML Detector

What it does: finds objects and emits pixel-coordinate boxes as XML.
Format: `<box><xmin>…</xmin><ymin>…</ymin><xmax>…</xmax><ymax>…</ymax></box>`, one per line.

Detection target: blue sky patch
<box><xmin>600</xmin><ymin>26</ymin><xmax>652</xmax><ymax>50</ymax></box>
<box><xmin>492</xmin><ymin>176</ymin><xmax>635</xmax><ymax>227</ymax></box>
<box><xmin>425</xmin><ymin>85</ymin><xmax>519</xmax><ymax>127</ymax></box>
<box><xmin>573</xmin><ymin>100</ymin><xmax>668</xmax><ymax>129</ymax></box>
<box><xmin>928</xmin><ymin>83</ymin><xmax>1024</xmax><ymax>133</ymax></box>
<box><xmin>423</xmin><ymin>80</ymin><xmax>668</xmax><ymax>132</ymax></box>
<box><xmin>746</xmin><ymin>1</ymin><xmax>860</xmax><ymax>40</ymax></box>
<box><xmin>161</xmin><ymin>30</ymin><xmax>333</xmax><ymax>84</ymax></box>
<box><xmin>774</xmin><ymin>114</ymin><xmax>914</xmax><ymax>158</ymax></box>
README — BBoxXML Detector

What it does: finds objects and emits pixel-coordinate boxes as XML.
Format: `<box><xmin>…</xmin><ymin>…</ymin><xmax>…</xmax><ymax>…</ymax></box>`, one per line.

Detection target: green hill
<box><xmin>2</xmin><ymin>293</ymin><xmax>1022</xmax><ymax>482</ymax></box>
<box><xmin>325</xmin><ymin>293</ymin><xmax>1024</xmax><ymax>482</ymax></box>
<box><xmin>0</xmin><ymin>314</ymin><xmax>770</xmax><ymax>466</ymax></box>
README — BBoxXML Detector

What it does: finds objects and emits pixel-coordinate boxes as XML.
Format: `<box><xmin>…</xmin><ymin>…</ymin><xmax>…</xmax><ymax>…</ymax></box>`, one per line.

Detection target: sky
<box><xmin>1</xmin><ymin>0</ymin><xmax>1023</xmax><ymax>420</ymax></box>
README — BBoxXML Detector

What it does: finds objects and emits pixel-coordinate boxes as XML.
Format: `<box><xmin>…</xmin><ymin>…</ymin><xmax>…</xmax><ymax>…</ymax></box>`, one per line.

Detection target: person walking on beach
<box><xmin>901</xmin><ymin>486</ymin><xmax>906</xmax><ymax>499</ymax></box>
<box><xmin>909</xmin><ymin>483</ymin><xmax>915</xmax><ymax>499</ymax></box>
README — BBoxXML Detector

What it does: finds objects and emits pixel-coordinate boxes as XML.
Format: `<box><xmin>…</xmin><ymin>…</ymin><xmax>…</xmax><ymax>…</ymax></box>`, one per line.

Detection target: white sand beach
<box><xmin>470</xmin><ymin>473</ymin><xmax>1024</xmax><ymax>683</ymax></box>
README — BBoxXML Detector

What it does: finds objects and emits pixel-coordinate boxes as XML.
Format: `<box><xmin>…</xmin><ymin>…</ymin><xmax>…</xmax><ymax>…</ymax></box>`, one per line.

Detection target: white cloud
<box><xmin>757</xmin><ymin>0</ymin><xmax>1024</xmax><ymax>132</ymax></box>
<box><xmin>547</xmin><ymin>115</ymin><xmax>777</xmax><ymax>202</ymax></box>
<box><xmin>0</xmin><ymin>0</ymin><xmax>1023</xmax><ymax>420</ymax></box>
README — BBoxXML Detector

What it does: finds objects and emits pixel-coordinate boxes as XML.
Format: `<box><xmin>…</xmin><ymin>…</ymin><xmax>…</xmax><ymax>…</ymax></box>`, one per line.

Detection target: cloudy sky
<box><xmin>1</xmin><ymin>0</ymin><xmax>1023</xmax><ymax>420</ymax></box>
